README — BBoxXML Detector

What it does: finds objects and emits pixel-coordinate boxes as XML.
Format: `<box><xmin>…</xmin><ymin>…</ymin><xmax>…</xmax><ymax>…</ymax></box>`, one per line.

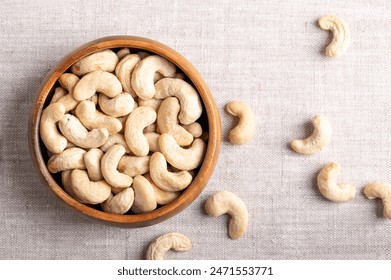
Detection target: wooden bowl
<box><xmin>29</xmin><ymin>36</ymin><xmax>221</xmax><ymax>227</ymax></box>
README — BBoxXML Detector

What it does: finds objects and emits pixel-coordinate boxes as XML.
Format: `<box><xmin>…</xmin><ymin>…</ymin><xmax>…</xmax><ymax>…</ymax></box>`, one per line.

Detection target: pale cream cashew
<box><xmin>100</xmin><ymin>134</ymin><xmax>131</xmax><ymax>153</ymax></box>
<box><xmin>364</xmin><ymin>182</ymin><xmax>391</xmax><ymax>219</ymax></box>
<box><xmin>319</xmin><ymin>15</ymin><xmax>350</xmax><ymax>58</ymax></box>
<box><xmin>144</xmin><ymin>123</ymin><xmax>157</xmax><ymax>133</ymax></box>
<box><xmin>58</xmin><ymin>114</ymin><xmax>109</xmax><ymax>148</ymax></box>
<box><xmin>146</xmin><ymin>232</ymin><xmax>192</xmax><ymax>260</ymax></box>
<box><xmin>144</xmin><ymin>173</ymin><xmax>180</xmax><ymax>205</ymax></box>
<box><xmin>70</xmin><ymin>169</ymin><xmax>111</xmax><ymax>204</ymax></box>
<box><xmin>291</xmin><ymin>115</ymin><xmax>331</xmax><ymax>155</ymax></box>
<box><xmin>131</xmin><ymin>55</ymin><xmax>176</xmax><ymax>100</ymax></box>
<box><xmin>226</xmin><ymin>100</ymin><xmax>256</xmax><ymax>145</ymax></box>
<box><xmin>73</xmin><ymin>70</ymin><xmax>122</xmax><ymax>101</ymax></box>
<box><xmin>145</xmin><ymin>132</ymin><xmax>160</xmax><ymax>152</ymax></box>
<box><xmin>50</xmin><ymin>87</ymin><xmax>67</xmax><ymax>104</ymax></box>
<box><xmin>57</xmin><ymin>73</ymin><xmax>80</xmax><ymax>111</ymax></box>
<box><xmin>71</xmin><ymin>49</ymin><xmax>119</xmax><ymax>76</ymax></box>
<box><xmin>111</xmin><ymin>186</ymin><xmax>127</xmax><ymax>195</ymax></box>
<box><xmin>61</xmin><ymin>170</ymin><xmax>87</xmax><ymax>203</ymax></box>
<box><xmin>317</xmin><ymin>162</ymin><xmax>356</xmax><ymax>202</ymax></box>
<box><xmin>98</xmin><ymin>92</ymin><xmax>135</xmax><ymax>117</ymax></box>
<box><xmin>138</xmin><ymin>98</ymin><xmax>162</xmax><ymax>112</ymax></box>
<box><xmin>40</xmin><ymin>103</ymin><xmax>67</xmax><ymax>154</ymax></box>
<box><xmin>118</xmin><ymin>156</ymin><xmax>150</xmax><ymax>177</ymax></box>
<box><xmin>124</xmin><ymin>106</ymin><xmax>157</xmax><ymax>156</ymax></box>
<box><xmin>205</xmin><ymin>191</ymin><xmax>248</xmax><ymax>240</ymax></box>
<box><xmin>159</xmin><ymin>133</ymin><xmax>206</xmax><ymax>171</ymax></box>
<box><xmin>131</xmin><ymin>175</ymin><xmax>157</xmax><ymax>214</ymax></box>
<box><xmin>157</xmin><ymin>97</ymin><xmax>194</xmax><ymax>146</ymax></box>
<box><xmin>115</xmin><ymin>54</ymin><xmax>141</xmax><ymax>97</ymax></box>
<box><xmin>154</xmin><ymin>78</ymin><xmax>203</xmax><ymax>125</ymax></box>
<box><xmin>182</xmin><ymin>122</ymin><xmax>203</xmax><ymax>138</ymax></box>
<box><xmin>75</xmin><ymin>100</ymin><xmax>122</xmax><ymax>135</ymax></box>
<box><xmin>116</xmin><ymin>47</ymin><xmax>130</xmax><ymax>60</ymax></box>
<box><xmin>83</xmin><ymin>148</ymin><xmax>104</xmax><ymax>181</ymax></box>
<box><xmin>101</xmin><ymin>188</ymin><xmax>134</xmax><ymax>214</ymax></box>
<box><xmin>101</xmin><ymin>144</ymin><xmax>133</xmax><ymax>188</ymax></box>
<box><xmin>149</xmin><ymin>152</ymin><xmax>193</xmax><ymax>191</ymax></box>
<box><xmin>47</xmin><ymin>147</ymin><xmax>86</xmax><ymax>173</ymax></box>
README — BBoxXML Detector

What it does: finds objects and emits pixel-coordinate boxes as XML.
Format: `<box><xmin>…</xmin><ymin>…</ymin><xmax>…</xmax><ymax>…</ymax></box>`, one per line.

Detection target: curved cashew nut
<box><xmin>58</xmin><ymin>114</ymin><xmax>109</xmax><ymax>148</ymax></box>
<box><xmin>98</xmin><ymin>92</ymin><xmax>135</xmax><ymax>117</ymax></box>
<box><xmin>149</xmin><ymin>152</ymin><xmax>193</xmax><ymax>191</ymax></box>
<box><xmin>47</xmin><ymin>147</ymin><xmax>86</xmax><ymax>173</ymax></box>
<box><xmin>73</xmin><ymin>70</ymin><xmax>122</xmax><ymax>101</ymax></box>
<box><xmin>154</xmin><ymin>78</ymin><xmax>203</xmax><ymax>125</ymax></box>
<box><xmin>101</xmin><ymin>144</ymin><xmax>133</xmax><ymax>188</ymax></box>
<box><xmin>131</xmin><ymin>175</ymin><xmax>157</xmax><ymax>214</ymax></box>
<box><xmin>116</xmin><ymin>47</ymin><xmax>130</xmax><ymax>60</ymax></box>
<box><xmin>131</xmin><ymin>55</ymin><xmax>176</xmax><ymax>100</ymax></box>
<box><xmin>144</xmin><ymin>173</ymin><xmax>180</xmax><ymax>205</ymax></box>
<box><xmin>118</xmin><ymin>156</ymin><xmax>150</xmax><ymax>177</ymax></box>
<box><xmin>70</xmin><ymin>169</ymin><xmax>111</xmax><ymax>204</ymax></box>
<box><xmin>57</xmin><ymin>73</ymin><xmax>80</xmax><ymax>112</ymax></box>
<box><xmin>138</xmin><ymin>98</ymin><xmax>162</xmax><ymax>112</ymax></box>
<box><xmin>115</xmin><ymin>54</ymin><xmax>141</xmax><ymax>97</ymax></box>
<box><xmin>226</xmin><ymin>100</ymin><xmax>256</xmax><ymax>145</ymax></box>
<box><xmin>145</xmin><ymin>132</ymin><xmax>160</xmax><ymax>152</ymax></box>
<box><xmin>146</xmin><ymin>232</ymin><xmax>192</xmax><ymax>260</ymax></box>
<box><xmin>61</xmin><ymin>170</ymin><xmax>87</xmax><ymax>203</ymax></box>
<box><xmin>291</xmin><ymin>115</ymin><xmax>331</xmax><ymax>155</ymax></box>
<box><xmin>157</xmin><ymin>97</ymin><xmax>194</xmax><ymax>146</ymax></box>
<box><xmin>40</xmin><ymin>103</ymin><xmax>67</xmax><ymax>154</ymax></box>
<box><xmin>182</xmin><ymin>122</ymin><xmax>203</xmax><ymax>138</ymax></box>
<box><xmin>50</xmin><ymin>87</ymin><xmax>67</xmax><ymax>104</ymax></box>
<box><xmin>317</xmin><ymin>162</ymin><xmax>356</xmax><ymax>202</ymax></box>
<box><xmin>364</xmin><ymin>182</ymin><xmax>391</xmax><ymax>219</ymax></box>
<box><xmin>124</xmin><ymin>106</ymin><xmax>157</xmax><ymax>156</ymax></box>
<box><xmin>101</xmin><ymin>188</ymin><xmax>134</xmax><ymax>214</ymax></box>
<box><xmin>159</xmin><ymin>133</ymin><xmax>206</xmax><ymax>171</ymax></box>
<box><xmin>83</xmin><ymin>148</ymin><xmax>104</xmax><ymax>181</ymax></box>
<box><xmin>319</xmin><ymin>15</ymin><xmax>350</xmax><ymax>58</ymax></box>
<box><xmin>205</xmin><ymin>191</ymin><xmax>248</xmax><ymax>240</ymax></box>
<box><xmin>71</xmin><ymin>49</ymin><xmax>119</xmax><ymax>76</ymax></box>
<box><xmin>100</xmin><ymin>134</ymin><xmax>131</xmax><ymax>153</ymax></box>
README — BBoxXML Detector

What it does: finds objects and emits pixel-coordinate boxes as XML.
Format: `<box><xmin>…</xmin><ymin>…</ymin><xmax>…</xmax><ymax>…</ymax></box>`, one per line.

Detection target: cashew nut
<box><xmin>149</xmin><ymin>152</ymin><xmax>193</xmax><ymax>191</ymax></box>
<box><xmin>226</xmin><ymin>100</ymin><xmax>256</xmax><ymax>145</ymax></box>
<box><xmin>364</xmin><ymin>182</ymin><xmax>391</xmax><ymax>219</ymax></box>
<box><xmin>159</xmin><ymin>133</ymin><xmax>206</xmax><ymax>171</ymax></box>
<box><xmin>56</xmin><ymin>73</ymin><xmax>81</xmax><ymax>111</ymax></box>
<box><xmin>47</xmin><ymin>147</ymin><xmax>86</xmax><ymax>173</ymax></box>
<box><xmin>71</xmin><ymin>49</ymin><xmax>119</xmax><ymax>76</ymax></box>
<box><xmin>40</xmin><ymin>103</ymin><xmax>67</xmax><ymax>154</ymax></box>
<box><xmin>100</xmin><ymin>134</ymin><xmax>131</xmax><ymax>153</ymax></box>
<box><xmin>131</xmin><ymin>55</ymin><xmax>176</xmax><ymax>100</ymax></box>
<box><xmin>50</xmin><ymin>87</ymin><xmax>67</xmax><ymax>104</ymax></box>
<box><xmin>73</xmin><ymin>70</ymin><xmax>122</xmax><ymax>101</ymax></box>
<box><xmin>118</xmin><ymin>156</ymin><xmax>150</xmax><ymax>177</ymax></box>
<box><xmin>124</xmin><ymin>106</ymin><xmax>157</xmax><ymax>156</ymax></box>
<box><xmin>138</xmin><ymin>98</ymin><xmax>162</xmax><ymax>112</ymax></box>
<box><xmin>101</xmin><ymin>144</ymin><xmax>133</xmax><ymax>188</ymax></box>
<box><xmin>83</xmin><ymin>148</ymin><xmax>104</xmax><ymax>181</ymax></box>
<box><xmin>101</xmin><ymin>188</ymin><xmax>134</xmax><ymax>214</ymax></box>
<box><xmin>145</xmin><ymin>132</ymin><xmax>160</xmax><ymax>152</ymax></box>
<box><xmin>319</xmin><ymin>15</ymin><xmax>350</xmax><ymax>58</ymax></box>
<box><xmin>205</xmin><ymin>191</ymin><xmax>248</xmax><ymax>240</ymax></box>
<box><xmin>317</xmin><ymin>162</ymin><xmax>356</xmax><ymax>202</ymax></box>
<box><xmin>144</xmin><ymin>173</ymin><xmax>180</xmax><ymax>205</ymax></box>
<box><xmin>144</xmin><ymin>123</ymin><xmax>157</xmax><ymax>133</ymax></box>
<box><xmin>115</xmin><ymin>54</ymin><xmax>141</xmax><ymax>97</ymax></box>
<box><xmin>131</xmin><ymin>175</ymin><xmax>157</xmax><ymax>214</ymax></box>
<box><xmin>182</xmin><ymin>122</ymin><xmax>203</xmax><ymax>138</ymax></box>
<box><xmin>75</xmin><ymin>100</ymin><xmax>122</xmax><ymax>135</ymax></box>
<box><xmin>116</xmin><ymin>47</ymin><xmax>130</xmax><ymax>60</ymax></box>
<box><xmin>146</xmin><ymin>232</ymin><xmax>192</xmax><ymax>260</ymax></box>
<box><xmin>98</xmin><ymin>92</ymin><xmax>135</xmax><ymax>117</ymax></box>
<box><xmin>61</xmin><ymin>170</ymin><xmax>87</xmax><ymax>203</ymax></box>
<box><xmin>58</xmin><ymin>114</ymin><xmax>109</xmax><ymax>148</ymax></box>
<box><xmin>70</xmin><ymin>169</ymin><xmax>111</xmax><ymax>204</ymax></box>
<box><xmin>291</xmin><ymin>115</ymin><xmax>331</xmax><ymax>155</ymax></box>
<box><xmin>157</xmin><ymin>97</ymin><xmax>194</xmax><ymax>146</ymax></box>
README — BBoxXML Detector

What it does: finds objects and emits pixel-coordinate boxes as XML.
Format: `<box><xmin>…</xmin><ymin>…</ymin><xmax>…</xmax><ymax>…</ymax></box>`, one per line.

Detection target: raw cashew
<box><xmin>131</xmin><ymin>55</ymin><xmax>176</xmax><ymax>100</ymax></box>
<box><xmin>145</xmin><ymin>132</ymin><xmax>160</xmax><ymax>152</ymax></box>
<box><xmin>101</xmin><ymin>188</ymin><xmax>134</xmax><ymax>214</ymax></box>
<box><xmin>101</xmin><ymin>144</ymin><xmax>133</xmax><ymax>188</ymax></box>
<box><xmin>116</xmin><ymin>47</ymin><xmax>130</xmax><ymax>60</ymax></box>
<box><xmin>291</xmin><ymin>115</ymin><xmax>331</xmax><ymax>155</ymax></box>
<box><xmin>159</xmin><ymin>133</ymin><xmax>206</xmax><ymax>171</ymax></box>
<box><xmin>98</xmin><ymin>92</ymin><xmax>135</xmax><ymax>117</ymax></box>
<box><xmin>154</xmin><ymin>78</ymin><xmax>203</xmax><ymax>125</ymax></box>
<box><xmin>145</xmin><ymin>173</ymin><xmax>180</xmax><ymax>205</ymax></box>
<box><xmin>226</xmin><ymin>100</ymin><xmax>256</xmax><ymax>145</ymax></box>
<box><xmin>144</xmin><ymin>123</ymin><xmax>157</xmax><ymax>133</ymax></box>
<box><xmin>146</xmin><ymin>232</ymin><xmax>192</xmax><ymax>260</ymax></box>
<box><xmin>205</xmin><ymin>191</ymin><xmax>248</xmax><ymax>240</ymax></box>
<box><xmin>149</xmin><ymin>152</ymin><xmax>193</xmax><ymax>191</ymax></box>
<box><xmin>83</xmin><ymin>148</ymin><xmax>104</xmax><ymax>181</ymax></box>
<box><xmin>71</xmin><ymin>49</ymin><xmax>119</xmax><ymax>76</ymax></box>
<box><xmin>57</xmin><ymin>73</ymin><xmax>80</xmax><ymax>111</ymax></box>
<box><xmin>61</xmin><ymin>170</ymin><xmax>87</xmax><ymax>203</ymax></box>
<box><xmin>118</xmin><ymin>156</ymin><xmax>150</xmax><ymax>177</ymax></box>
<box><xmin>73</xmin><ymin>70</ymin><xmax>122</xmax><ymax>101</ymax></box>
<box><xmin>317</xmin><ymin>162</ymin><xmax>356</xmax><ymax>202</ymax></box>
<box><xmin>138</xmin><ymin>98</ymin><xmax>162</xmax><ymax>112</ymax></box>
<box><xmin>124</xmin><ymin>106</ymin><xmax>157</xmax><ymax>156</ymax></box>
<box><xmin>364</xmin><ymin>182</ymin><xmax>391</xmax><ymax>219</ymax></box>
<box><xmin>131</xmin><ymin>175</ymin><xmax>157</xmax><ymax>214</ymax></box>
<box><xmin>115</xmin><ymin>54</ymin><xmax>141</xmax><ymax>97</ymax></box>
<box><xmin>40</xmin><ymin>103</ymin><xmax>67</xmax><ymax>154</ymax></box>
<box><xmin>100</xmin><ymin>134</ymin><xmax>131</xmax><ymax>153</ymax></box>
<box><xmin>58</xmin><ymin>114</ymin><xmax>109</xmax><ymax>148</ymax></box>
<box><xmin>319</xmin><ymin>15</ymin><xmax>350</xmax><ymax>58</ymax></box>
<box><xmin>50</xmin><ymin>87</ymin><xmax>67</xmax><ymax>104</ymax></box>
<box><xmin>47</xmin><ymin>147</ymin><xmax>86</xmax><ymax>173</ymax></box>
<box><xmin>75</xmin><ymin>100</ymin><xmax>122</xmax><ymax>135</ymax></box>
<box><xmin>70</xmin><ymin>169</ymin><xmax>111</xmax><ymax>204</ymax></box>
<box><xmin>157</xmin><ymin>97</ymin><xmax>194</xmax><ymax>146</ymax></box>
<box><xmin>182</xmin><ymin>122</ymin><xmax>203</xmax><ymax>138</ymax></box>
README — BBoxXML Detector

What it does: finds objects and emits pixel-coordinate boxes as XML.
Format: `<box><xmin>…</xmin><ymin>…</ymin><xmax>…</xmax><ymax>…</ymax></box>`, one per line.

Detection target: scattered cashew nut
<box><xmin>71</xmin><ymin>49</ymin><xmax>119</xmax><ymax>76</ymax></box>
<box><xmin>47</xmin><ymin>147</ymin><xmax>86</xmax><ymax>173</ymax></box>
<box><xmin>226</xmin><ymin>100</ymin><xmax>256</xmax><ymax>145</ymax></box>
<box><xmin>118</xmin><ymin>156</ymin><xmax>150</xmax><ymax>177</ymax></box>
<box><xmin>101</xmin><ymin>144</ymin><xmax>133</xmax><ymax>188</ymax></box>
<box><xmin>364</xmin><ymin>182</ymin><xmax>391</xmax><ymax>219</ymax></box>
<box><xmin>98</xmin><ymin>92</ymin><xmax>135</xmax><ymax>117</ymax></box>
<box><xmin>146</xmin><ymin>232</ymin><xmax>192</xmax><ymax>260</ymax></box>
<box><xmin>319</xmin><ymin>15</ymin><xmax>350</xmax><ymax>58</ymax></box>
<box><xmin>101</xmin><ymin>188</ymin><xmax>134</xmax><ymax>215</ymax></box>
